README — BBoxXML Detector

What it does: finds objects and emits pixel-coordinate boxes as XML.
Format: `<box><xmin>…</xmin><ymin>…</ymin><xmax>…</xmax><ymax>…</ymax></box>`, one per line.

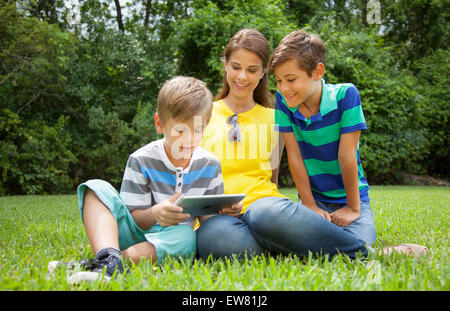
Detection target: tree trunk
<box><xmin>361</xmin><ymin>0</ymin><xmax>368</xmax><ymax>26</ymax></box>
<box><xmin>144</xmin><ymin>0</ymin><xmax>152</xmax><ymax>29</ymax></box>
<box><xmin>113</xmin><ymin>0</ymin><xmax>124</xmax><ymax>32</ymax></box>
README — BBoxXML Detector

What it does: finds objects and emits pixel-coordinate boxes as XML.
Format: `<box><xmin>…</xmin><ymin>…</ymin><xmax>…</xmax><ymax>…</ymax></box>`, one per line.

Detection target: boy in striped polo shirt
<box><xmin>270</xmin><ymin>30</ymin><xmax>376</xmax><ymax>246</ymax></box>
<box><xmin>51</xmin><ymin>76</ymin><xmax>242</xmax><ymax>283</ymax></box>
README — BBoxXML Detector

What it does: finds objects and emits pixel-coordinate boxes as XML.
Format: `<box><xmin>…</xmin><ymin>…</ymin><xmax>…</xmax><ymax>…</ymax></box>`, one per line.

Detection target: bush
<box><xmin>413</xmin><ymin>49</ymin><xmax>450</xmax><ymax>179</ymax></box>
<box><xmin>0</xmin><ymin>1</ymin><xmax>448</xmax><ymax>194</ymax></box>
<box><xmin>0</xmin><ymin>109</ymin><xmax>75</xmax><ymax>195</ymax></box>
<box><xmin>0</xmin><ymin>4</ymin><xmax>168</xmax><ymax>194</ymax></box>
<box><xmin>63</xmin><ymin>31</ymin><xmax>171</xmax><ymax>188</ymax></box>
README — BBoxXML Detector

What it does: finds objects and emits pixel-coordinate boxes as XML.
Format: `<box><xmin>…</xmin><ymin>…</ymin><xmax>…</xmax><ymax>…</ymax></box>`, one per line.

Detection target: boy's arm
<box><xmin>131</xmin><ymin>208</ymin><xmax>157</xmax><ymax>230</ymax></box>
<box><xmin>132</xmin><ymin>191</ymin><xmax>190</xmax><ymax>229</ymax></box>
<box><xmin>122</xmin><ymin>155</ymin><xmax>190</xmax><ymax>229</ymax></box>
<box><xmin>331</xmin><ymin>130</ymin><xmax>361</xmax><ymax>227</ymax></box>
<box><xmin>283</xmin><ymin>132</ymin><xmax>331</xmax><ymax>221</ymax></box>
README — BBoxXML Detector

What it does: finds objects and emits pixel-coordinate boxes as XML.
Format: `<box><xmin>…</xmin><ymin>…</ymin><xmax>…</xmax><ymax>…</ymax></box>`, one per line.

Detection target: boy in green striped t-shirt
<box><xmin>269</xmin><ymin>30</ymin><xmax>376</xmax><ymax>246</ymax></box>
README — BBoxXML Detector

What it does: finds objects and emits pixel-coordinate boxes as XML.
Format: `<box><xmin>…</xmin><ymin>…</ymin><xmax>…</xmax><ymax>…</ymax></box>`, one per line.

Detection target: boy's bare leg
<box><xmin>82</xmin><ymin>189</ymin><xmax>120</xmax><ymax>254</ymax></box>
<box><xmin>123</xmin><ymin>242</ymin><xmax>157</xmax><ymax>265</ymax></box>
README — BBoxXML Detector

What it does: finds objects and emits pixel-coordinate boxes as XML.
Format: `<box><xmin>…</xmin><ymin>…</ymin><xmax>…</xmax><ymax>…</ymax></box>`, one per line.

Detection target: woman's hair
<box><xmin>216</xmin><ymin>28</ymin><xmax>273</xmax><ymax>108</ymax></box>
<box><xmin>269</xmin><ymin>30</ymin><xmax>326</xmax><ymax>77</ymax></box>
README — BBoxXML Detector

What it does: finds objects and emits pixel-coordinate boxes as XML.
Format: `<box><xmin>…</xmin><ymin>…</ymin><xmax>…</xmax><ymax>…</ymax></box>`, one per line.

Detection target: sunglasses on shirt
<box><xmin>226</xmin><ymin>113</ymin><xmax>241</xmax><ymax>142</ymax></box>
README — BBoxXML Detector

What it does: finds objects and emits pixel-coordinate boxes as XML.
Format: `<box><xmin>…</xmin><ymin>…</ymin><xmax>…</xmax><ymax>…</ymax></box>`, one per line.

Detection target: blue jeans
<box><xmin>196</xmin><ymin>197</ymin><xmax>376</xmax><ymax>259</ymax></box>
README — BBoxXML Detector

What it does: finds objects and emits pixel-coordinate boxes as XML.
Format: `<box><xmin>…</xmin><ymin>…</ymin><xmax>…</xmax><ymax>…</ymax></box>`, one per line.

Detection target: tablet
<box><xmin>175</xmin><ymin>194</ymin><xmax>246</xmax><ymax>216</ymax></box>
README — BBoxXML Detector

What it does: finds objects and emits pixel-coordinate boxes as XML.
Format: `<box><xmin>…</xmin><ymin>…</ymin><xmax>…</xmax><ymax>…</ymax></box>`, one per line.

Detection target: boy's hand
<box><xmin>152</xmin><ymin>191</ymin><xmax>190</xmax><ymax>227</ymax></box>
<box><xmin>219</xmin><ymin>201</ymin><xmax>243</xmax><ymax>218</ymax></box>
<box><xmin>307</xmin><ymin>206</ymin><xmax>332</xmax><ymax>222</ymax></box>
<box><xmin>330</xmin><ymin>206</ymin><xmax>359</xmax><ymax>227</ymax></box>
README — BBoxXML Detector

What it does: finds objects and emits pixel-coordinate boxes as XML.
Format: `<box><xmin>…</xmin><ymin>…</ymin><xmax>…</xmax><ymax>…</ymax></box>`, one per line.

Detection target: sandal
<box><xmin>380</xmin><ymin>243</ymin><xmax>429</xmax><ymax>260</ymax></box>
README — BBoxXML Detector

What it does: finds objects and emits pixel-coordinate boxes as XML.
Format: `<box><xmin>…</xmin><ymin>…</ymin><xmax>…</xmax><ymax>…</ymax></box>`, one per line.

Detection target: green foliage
<box><xmin>73</xmin><ymin>102</ymin><xmax>159</xmax><ymax>189</ymax></box>
<box><xmin>0</xmin><ymin>2</ymin><xmax>168</xmax><ymax>194</ymax></box>
<box><xmin>317</xmin><ymin>25</ymin><xmax>430</xmax><ymax>183</ymax></box>
<box><xmin>0</xmin><ymin>3</ymin><xmax>76</xmax><ymax>123</ymax></box>
<box><xmin>173</xmin><ymin>0</ymin><xmax>296</xmax><ymax>94</ymax></box>
<box><xmin>412</xmin><ymin>49</ymin><xmax>450</xmax><ymax>178</ymax></box>
<box><xmin>380</xmin><ymin>0</ymin><xmax>450</xmax><ymax>64</ymax></box>
<box><xmin>0</xmin><ymin>0</ymin><xmax>448</xmax><ymax>194</ymax></box>
<box><xmin>0</xmin><ymin>109</ymin><xmax>75</xmax><ymax>195</ymax></box>
<box><xmin>62</xmin><ymin>31</ymin><xmax>170</xmax><ymax>189</ymax></box>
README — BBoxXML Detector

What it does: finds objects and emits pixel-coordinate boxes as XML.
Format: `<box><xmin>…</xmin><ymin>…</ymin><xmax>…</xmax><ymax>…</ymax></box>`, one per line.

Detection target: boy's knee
<box><xmin>83</xmin><ymin>188</ymin><xmax>97</xmax><ymax>202</ymax></box>
<box><xmin>81</xmin><ymin>179</ymin><xmax>116</xmax><ymax>196</ymax></box>
<box><xmin>123</xmin><ymin>242</ymin><xmax>157</xmax><ymax>265</ymax></box>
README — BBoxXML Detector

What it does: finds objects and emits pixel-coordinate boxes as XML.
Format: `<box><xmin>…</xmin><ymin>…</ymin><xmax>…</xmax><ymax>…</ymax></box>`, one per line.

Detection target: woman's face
<box><xmin>225</xmin><ymin>48</ymin><xmax>264</xmax><ymax>100</ymax></box>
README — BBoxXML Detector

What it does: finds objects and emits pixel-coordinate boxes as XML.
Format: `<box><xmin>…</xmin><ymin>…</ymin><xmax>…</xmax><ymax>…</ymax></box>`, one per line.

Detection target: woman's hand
<box><xmin>151</xmin><ymin>191</ymin><xmax>190</xmax><ymax>227</ymax></box>
<box><xmin>219</xmin><ymin>201</ymin><xmax>243</xmax><ymax>218</ymax></box>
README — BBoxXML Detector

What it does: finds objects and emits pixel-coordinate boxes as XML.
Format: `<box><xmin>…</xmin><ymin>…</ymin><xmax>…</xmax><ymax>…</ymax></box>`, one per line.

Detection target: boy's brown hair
<box><xmin>157</xmin><ymin>76</ymin><xmax>213</xmax><ymax>124</ymax></box>
<box><xmin>269</xmin><ymin>30</ymin><xmax>326</xmax><ymax>77</ymax></box>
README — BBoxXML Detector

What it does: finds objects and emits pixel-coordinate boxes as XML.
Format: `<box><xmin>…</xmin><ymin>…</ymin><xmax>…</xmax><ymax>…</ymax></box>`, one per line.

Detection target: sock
<box><xmin>95</xmin><ymin>247</ymin><xmax>122</xmax><ymax>260</ymax></box>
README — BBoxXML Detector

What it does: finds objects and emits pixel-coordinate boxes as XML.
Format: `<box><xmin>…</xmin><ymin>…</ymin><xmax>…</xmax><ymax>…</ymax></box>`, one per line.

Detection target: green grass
<box><xmin>0</xmin><ymin>186</ymin><xmax>448</xmax><ymax>290</ymax></box>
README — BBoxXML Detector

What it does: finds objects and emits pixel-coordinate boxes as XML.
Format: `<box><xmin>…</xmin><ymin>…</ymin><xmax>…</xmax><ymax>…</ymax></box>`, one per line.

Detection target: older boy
<box><xmin>270</xmin><ymin>30</ymin><xmax>377</xmax><ymax>246</ymax></box>
<box><xmin>269</xmin><ymin>30</ymin><xmax>429</xmax><ymax>259</ymax></box>
<box><xmin>50</xmin><ymin>76</ymin><xmax>241</xmax><ymax>283</ymax></box>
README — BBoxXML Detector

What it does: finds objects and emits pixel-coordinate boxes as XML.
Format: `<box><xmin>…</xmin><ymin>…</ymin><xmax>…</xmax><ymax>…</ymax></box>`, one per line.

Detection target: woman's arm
<box><xmin>283</xmin><ymin>132</ymin><xmax>331</xmax><ymax>221</ymax></box>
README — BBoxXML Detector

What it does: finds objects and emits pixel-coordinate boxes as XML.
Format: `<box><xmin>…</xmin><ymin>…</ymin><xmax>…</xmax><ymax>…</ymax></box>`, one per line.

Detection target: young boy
<box><xmin>49</xmin><ymin>76</ymin><xmax>241</xmax><ymax>283</ymax></box>
<box><xmin>269</xmin><ymin>30</ymin><xmax>376</xmax><ymax>247</ymax></box>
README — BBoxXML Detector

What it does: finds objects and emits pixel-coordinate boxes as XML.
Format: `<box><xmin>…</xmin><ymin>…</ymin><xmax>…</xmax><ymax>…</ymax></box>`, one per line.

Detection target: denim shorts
<box><xmin>77</xmin><ymin>179</ymin><xmax>196</xmax><ymax>265</ymax></box>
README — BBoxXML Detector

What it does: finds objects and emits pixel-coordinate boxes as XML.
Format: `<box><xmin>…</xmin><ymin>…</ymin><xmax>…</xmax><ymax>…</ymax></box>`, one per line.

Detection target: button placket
<box><xmin>175</xmin><ymin>168</ymin><xmax>183</xmax><ymax>192</ymax></box>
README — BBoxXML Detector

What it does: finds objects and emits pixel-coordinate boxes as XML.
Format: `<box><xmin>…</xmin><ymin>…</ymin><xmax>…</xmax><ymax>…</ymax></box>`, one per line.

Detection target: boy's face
<box><xmin>155</xmin><ymin>113</ymin><xmax>208</xmax><ymax>161</ymax></box>
<box><xmin>225</xmin><ymin>48</ymin><xmax>265</xmax><ymax>100</ymax></box>
<box><xmin>273</xmin><ymin>59</ymin><xmax>324</xmax><ymax>109</ymax></box>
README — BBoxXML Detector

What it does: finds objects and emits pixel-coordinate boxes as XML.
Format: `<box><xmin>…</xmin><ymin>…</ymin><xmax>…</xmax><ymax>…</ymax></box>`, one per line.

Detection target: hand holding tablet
<box><xmin>175</xmin><ymin>194</ymin><xmax>246</xmax><ymax>216</ymax></box>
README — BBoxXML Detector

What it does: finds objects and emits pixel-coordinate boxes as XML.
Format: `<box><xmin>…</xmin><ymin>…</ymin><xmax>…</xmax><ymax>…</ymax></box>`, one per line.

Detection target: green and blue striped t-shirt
<box><xmin>275</xmin><ymin>79</ymin><xmax>370</xmax><ymax>203</ymax></box>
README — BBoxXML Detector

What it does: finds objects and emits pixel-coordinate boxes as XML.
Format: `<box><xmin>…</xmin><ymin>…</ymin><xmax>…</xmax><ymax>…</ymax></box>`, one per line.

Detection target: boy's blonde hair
<box><xmin>269</xmin><ymin>30</ymin><xmax>326</xmax><ymax>77</ymax></box>
<box><xmin>157</xmin><ymin>76</ymin><xmax>213</xmax><ymax>124</ymax></box>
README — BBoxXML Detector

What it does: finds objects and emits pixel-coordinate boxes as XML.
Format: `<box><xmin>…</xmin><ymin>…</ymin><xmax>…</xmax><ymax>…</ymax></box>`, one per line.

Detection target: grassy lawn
<box><xmin>0</xmin><ymin>186</ymin><xmax>448</xmax><ymax>291</ymax></box>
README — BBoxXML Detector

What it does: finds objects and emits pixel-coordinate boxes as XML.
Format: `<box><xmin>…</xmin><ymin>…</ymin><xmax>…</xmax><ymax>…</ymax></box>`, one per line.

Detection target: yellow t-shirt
<box><xmin>201</xmin><ymin>100</ymin><xmax>286</xmax><ymax>213</ymax></box>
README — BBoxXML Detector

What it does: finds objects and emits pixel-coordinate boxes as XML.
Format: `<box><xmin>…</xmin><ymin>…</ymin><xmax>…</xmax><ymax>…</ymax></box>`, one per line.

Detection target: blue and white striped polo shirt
<box><xmin>275</xmin><ymin>79</ymin><xmax>370</xmax><ymax>203</ymax></box>
<box><xmin>120</xmin><ymin>139</ymin><xmax>224</xmax><ymax>226</ymax></box>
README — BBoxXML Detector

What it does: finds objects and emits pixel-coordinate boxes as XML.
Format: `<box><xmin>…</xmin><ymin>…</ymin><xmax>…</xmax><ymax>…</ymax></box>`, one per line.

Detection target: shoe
<box><xmin>66</xmin><ymin>248</ymin><xmax>126</xmax><ymax>284</ymax></box>
<box><xmin>47</xmin><ymin>258</ymin><xmax>96</xmax><ymax>274</ymax></box>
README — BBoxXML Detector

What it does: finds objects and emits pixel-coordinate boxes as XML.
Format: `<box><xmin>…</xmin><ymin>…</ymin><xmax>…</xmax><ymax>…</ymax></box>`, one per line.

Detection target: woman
<box><xmin>196</xmin><ymin>28</ymin><xmax>427</xmax><ymax>260</ymax></box>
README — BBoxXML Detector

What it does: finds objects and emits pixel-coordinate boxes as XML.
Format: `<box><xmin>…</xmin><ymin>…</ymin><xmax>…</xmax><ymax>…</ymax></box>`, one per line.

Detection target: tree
<box><xmin>0</xmin><ymin>3</ymin><xmax>76</xmax><ymax>194</ymax></box>
<box><xmin>380</xmin><ymin>0</ymin><xmax>449</xmax><ymax>65</ymax></box>
<box><xmin>113</xmin><ymin>0</ymin><xmax>125</xmax><ymax>32</ymax></box>
<box><xmin>144</xmin><ymin>0</ymin><xmax>152</xmax><ymax>29</ymax></box>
